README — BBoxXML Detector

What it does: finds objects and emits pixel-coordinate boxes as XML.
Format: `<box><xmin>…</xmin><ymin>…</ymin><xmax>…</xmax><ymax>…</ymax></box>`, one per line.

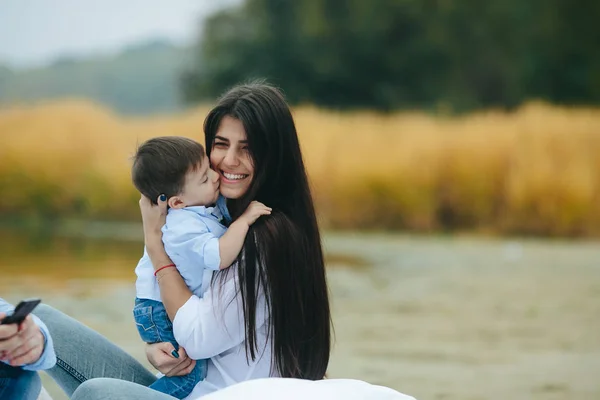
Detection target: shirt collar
<box><xmin>216</xmin><ymin>195</ymin><xmax>232</xmax><ymax>224</ymax></box>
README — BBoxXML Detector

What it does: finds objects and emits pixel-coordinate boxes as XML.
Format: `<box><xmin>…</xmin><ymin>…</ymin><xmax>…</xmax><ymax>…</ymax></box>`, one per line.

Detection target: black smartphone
<box><xmin>0</xmin><ymin>298</ymin><xmax>41</xmax><ymax>325</ymax></box>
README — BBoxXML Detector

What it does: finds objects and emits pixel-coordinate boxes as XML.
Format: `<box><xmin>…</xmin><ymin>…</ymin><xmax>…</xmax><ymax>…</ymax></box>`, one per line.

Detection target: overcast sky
<box><xmin>0</xmin><ymin>0</ymin><xmax>241</xmax><ymax>68</ymax></box>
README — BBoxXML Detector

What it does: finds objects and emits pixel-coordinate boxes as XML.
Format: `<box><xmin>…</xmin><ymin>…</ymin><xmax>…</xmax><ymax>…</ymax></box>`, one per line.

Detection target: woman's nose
<box><xmin>223</xmin><ymin>148</ymin><xmax>240</xmax><ymax>167</ymax></box>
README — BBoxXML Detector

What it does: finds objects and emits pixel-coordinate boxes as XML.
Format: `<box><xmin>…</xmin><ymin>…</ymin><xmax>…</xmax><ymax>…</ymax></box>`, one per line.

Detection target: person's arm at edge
<box><xmin>0</xmin><ymin>298</ymin><xmax>56</xmax><ymax>371</ymax></box>
<box><xmin>21</xmin><ymin>314</ymin><xmax>56</xmax><ymax>371</ymax></box>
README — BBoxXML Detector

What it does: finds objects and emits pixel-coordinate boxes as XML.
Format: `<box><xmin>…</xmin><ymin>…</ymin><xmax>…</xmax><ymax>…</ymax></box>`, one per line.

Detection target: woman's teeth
<box><xmin>223</xmin><ymin>172</ymin><xmax>247</xmax><ymax>181</ymax></box>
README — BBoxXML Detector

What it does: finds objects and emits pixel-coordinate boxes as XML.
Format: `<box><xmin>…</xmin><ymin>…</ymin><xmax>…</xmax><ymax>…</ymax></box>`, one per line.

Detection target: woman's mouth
<box><xmin>221</xmin><ymin>171</ymin><xmax>249</xmax><ymax>183</ymax></box>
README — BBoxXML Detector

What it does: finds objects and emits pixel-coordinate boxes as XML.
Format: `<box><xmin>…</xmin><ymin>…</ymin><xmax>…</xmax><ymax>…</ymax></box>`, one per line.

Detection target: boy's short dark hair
<box><xmin>132</xmin><ymin>136</ymin><xmax>205</xmax><ymax>204</ymax></box>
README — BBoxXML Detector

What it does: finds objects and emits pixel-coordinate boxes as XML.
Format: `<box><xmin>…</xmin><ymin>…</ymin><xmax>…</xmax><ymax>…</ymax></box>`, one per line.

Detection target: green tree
<box><xmin>181</xmin><ymin>0</ymin><xmax>600</xmax><ymax>111</ymax></box>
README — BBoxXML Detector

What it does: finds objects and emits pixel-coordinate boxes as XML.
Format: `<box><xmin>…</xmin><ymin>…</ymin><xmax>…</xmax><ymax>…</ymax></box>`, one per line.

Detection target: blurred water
<box><xmin>2</xmin><ymin>227</ymin><xmax>600</xmax><ymax>400</ymax></box>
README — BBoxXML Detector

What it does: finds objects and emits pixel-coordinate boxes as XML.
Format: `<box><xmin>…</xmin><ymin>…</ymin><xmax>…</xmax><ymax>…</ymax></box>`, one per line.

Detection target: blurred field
<box><xmin>2</xmin><ymin>100</ymin><xmax>600</xmax><ymax>236</ymax></box>
<box><xmin>2</xmin><ymin>230</ymin><xmax>599</xmax><ymax>400</ymax></box>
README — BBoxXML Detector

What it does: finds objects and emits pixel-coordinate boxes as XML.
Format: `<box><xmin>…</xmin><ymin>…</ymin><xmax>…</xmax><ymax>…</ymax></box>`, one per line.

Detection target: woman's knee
<box><xmin>72</xmin><ymin>378</ymin><xmax>171</xmax><ymax>400</ymax></box>
<box><xmin>72</xmin><ymin>378</ymin><xmax>122</xmax><ymax>400</ymax></box>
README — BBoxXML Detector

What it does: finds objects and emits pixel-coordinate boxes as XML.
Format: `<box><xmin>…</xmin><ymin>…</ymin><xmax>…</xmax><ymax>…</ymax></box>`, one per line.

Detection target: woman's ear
<box><xmin>167</xmin><ymin>196</ymin><xmax>186</xmax><ymax>209</ymax></box>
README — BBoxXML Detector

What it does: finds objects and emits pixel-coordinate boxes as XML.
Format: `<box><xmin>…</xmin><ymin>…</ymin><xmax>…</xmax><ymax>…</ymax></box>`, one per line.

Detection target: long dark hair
<box><xmin>204</xmin><ymin>81</ymin><xmax>331</xmax><ymax>379</ymax></box>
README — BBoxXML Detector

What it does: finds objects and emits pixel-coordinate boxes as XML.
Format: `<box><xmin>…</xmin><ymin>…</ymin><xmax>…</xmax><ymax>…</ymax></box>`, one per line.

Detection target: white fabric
<box><xmin>174</xmin><ymin>268</ymin><xmax>274</xmax><ymax>399</ymax></box>
<box><xmin>37</xmin><ymin>386</ymin><xmax>53</xmax><ymax>400</ymax></box>
<box><xmin>135</xmin><ymin>206</ymin><xmax>226</xmax><ymax>301</ymax></box>
<box><xmin>202</xmin><ymin>378</ymin><xmax>417</xmax><ymax>400</ymax></box>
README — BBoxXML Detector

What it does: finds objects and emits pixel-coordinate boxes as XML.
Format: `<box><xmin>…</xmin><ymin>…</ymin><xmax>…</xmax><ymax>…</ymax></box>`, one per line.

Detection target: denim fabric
<box><xmin>134</xmin><ymin>298</ymin><xmax>207</xmax><ymax>399</ymax></box>
<box><xmin>216</xmin><ymin>194</ymin><xmax>232</xmax><ymax>225</ymax></box>
<box><xmin>0</xmin><ymin>364</ymin><xmax>41</xmax><ymax>400</ymax></box>
<box><xmin>72</xmin><ymin>377</ymin><xmax>176</xmax><ymax>400</ymax></box>
<box><xmin>32</xmin><ymin>304</ymin><xmax>158</xmax><ymax>398</ymax></box>
<box><xmin>133</xmin><ymin>298</ymin><xmax>173</xmax><ymax>344</ymax></box>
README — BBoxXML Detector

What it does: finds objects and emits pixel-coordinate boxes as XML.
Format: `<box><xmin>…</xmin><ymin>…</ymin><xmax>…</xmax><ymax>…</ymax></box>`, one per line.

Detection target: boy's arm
<box><xmin>218</xmin><ymin>201</ymin><xmax>271</xmax><ymax>270</ymax></box>
<box><xmin>217</xmin><ymin>219</ymin><xmax>249</xmax><ymax>269</ymax></box>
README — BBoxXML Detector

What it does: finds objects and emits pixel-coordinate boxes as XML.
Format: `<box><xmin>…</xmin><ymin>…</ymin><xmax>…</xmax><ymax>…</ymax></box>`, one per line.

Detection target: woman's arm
<box><xmin>139</xmin><ymin>194</ymin><xmax>192</xmax><ymax>321</ymax></box>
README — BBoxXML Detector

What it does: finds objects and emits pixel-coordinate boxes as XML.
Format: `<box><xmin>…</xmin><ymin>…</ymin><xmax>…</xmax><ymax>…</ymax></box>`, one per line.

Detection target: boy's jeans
<box><xmin>133</xmin><ymin>298</ymin><xmax>207</xmax><ymax>399</ymax></box>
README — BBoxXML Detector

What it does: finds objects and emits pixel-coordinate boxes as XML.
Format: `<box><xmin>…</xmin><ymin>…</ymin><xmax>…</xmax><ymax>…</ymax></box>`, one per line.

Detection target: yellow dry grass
<box><xmin>1</xmin><ymin>99</ymin><xmax>600</xmax><ymax>236</ymax></box>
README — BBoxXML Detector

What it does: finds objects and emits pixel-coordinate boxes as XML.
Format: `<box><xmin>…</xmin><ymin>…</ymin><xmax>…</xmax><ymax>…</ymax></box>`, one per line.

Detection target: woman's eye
<box><xmin>214</xmin><ymin>142</ymin><xmax>227</xmax><ymax>148</ymax></box>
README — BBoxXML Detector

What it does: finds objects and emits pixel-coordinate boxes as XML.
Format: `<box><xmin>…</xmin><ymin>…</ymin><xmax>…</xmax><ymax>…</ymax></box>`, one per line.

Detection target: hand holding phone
<box><xmin>0</xmin><ymin>298</ymin><xmax>41</xmax><ymax>325</ymax></box>
<box><xmin>0</xmin><ymin>298</ymin><xmax>44</xmax><ymax>366</ymax></box>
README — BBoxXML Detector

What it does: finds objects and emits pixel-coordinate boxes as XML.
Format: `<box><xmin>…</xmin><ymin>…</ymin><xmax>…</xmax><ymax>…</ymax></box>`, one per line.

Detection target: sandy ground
<box><xmin>3</xmin><ymin>232</ymin><xmax>600</xmax><ymax>400</ymax></box>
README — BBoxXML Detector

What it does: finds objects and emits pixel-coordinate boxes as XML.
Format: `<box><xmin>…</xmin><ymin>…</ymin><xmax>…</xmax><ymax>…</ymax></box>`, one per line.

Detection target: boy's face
<box><xmin>169</xmin><ymin>157</ymin><xmax>220</xmax><ymax>208</ymax></box>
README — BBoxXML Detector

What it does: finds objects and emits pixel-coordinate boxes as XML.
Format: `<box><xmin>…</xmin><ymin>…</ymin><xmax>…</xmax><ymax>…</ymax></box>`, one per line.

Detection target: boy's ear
<box><xmin>167</xmin><ymin>196</ymin><xmax>186</xmax><ymax>209</ymax></box>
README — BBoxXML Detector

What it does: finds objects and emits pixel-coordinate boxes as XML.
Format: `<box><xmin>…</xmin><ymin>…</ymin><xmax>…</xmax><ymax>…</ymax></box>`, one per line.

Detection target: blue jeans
<box><xmin>133</xmin><ymin>298</ymin><xmax>206</xmax><ymax>399</ymax></box>
<box><xmin>33</xmin><ymin>303</ymin><xmax>175</xmax><ymax>399</ymax></box>
<box><xmin>0</xmin><ymin>363</ymin><xmax>41</xmax><ymax>400</ymax></box>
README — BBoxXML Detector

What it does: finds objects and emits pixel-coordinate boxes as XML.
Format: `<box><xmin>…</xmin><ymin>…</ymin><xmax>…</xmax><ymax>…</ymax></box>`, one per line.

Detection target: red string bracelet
<box><xmin>154</xmin><ymin>264</ymin><xmax>176</xmax><ymax>276</ymax></box>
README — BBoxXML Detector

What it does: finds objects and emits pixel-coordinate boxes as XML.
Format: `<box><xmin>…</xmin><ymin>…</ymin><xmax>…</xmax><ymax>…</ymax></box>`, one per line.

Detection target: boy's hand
<box><xmin>240</xmin><ymin>201</ymin><xmax>272</xmax><ymax>226</ymax></box>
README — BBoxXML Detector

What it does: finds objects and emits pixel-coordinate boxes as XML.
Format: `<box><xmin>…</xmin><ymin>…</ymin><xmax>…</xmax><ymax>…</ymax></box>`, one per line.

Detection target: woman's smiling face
<box><xmin>210</xmin><ymin>115</ymin><xmax>255</xmax><ymax>199</ymax></box>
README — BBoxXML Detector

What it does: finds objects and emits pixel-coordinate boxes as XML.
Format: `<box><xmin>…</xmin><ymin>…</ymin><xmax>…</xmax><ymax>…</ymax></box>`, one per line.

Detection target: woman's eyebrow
<box><xmin>215</xmin><ymin>135</ymin><xmax>248</xmax><ymax>144</ymax></box>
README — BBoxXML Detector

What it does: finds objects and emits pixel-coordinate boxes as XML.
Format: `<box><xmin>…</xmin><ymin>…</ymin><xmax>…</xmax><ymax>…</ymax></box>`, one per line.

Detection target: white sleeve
<box><xmin>172</xmin><ymin>270</ymin><xmax>268</xmax><ymax>360</ymax></box>
<box><xmin>163</xmin><ymin>216</ymin><xmax>221</xmax><ymax>271</ymax></box>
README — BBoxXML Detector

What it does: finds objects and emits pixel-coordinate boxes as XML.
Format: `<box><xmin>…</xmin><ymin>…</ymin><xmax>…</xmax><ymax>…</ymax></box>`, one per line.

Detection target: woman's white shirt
<box><xmin>172</xmin><ymin>268</ymin><xmax>275</xmax><ymax>399</ymax></box>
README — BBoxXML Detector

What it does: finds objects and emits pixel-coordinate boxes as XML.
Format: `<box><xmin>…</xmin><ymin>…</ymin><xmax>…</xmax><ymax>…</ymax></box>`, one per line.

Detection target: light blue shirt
<box><xmin>216</xmin><ymin>195</ymin><xmax>232</xmax><ymax>225</ymax></box>
<box><xmin>0</xmin><ymin>298</ymin><xmax>56</xmax><ymax>371</ymax></box>
<box><xmin>135</xmin><ymin>200</ymin><xmax>229</xmax><ymax>302</ymax></box>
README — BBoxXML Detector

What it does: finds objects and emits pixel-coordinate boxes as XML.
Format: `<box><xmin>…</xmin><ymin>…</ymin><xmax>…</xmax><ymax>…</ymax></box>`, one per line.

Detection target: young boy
<box><xmin>131</xmin><ymin>136</ymin><xmax>271</xmax><ymax>399</ymax></box>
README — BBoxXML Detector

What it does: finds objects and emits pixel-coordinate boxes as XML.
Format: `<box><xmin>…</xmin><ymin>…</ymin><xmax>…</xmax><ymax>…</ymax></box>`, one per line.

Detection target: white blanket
<box><xmin>203</xmin><ymin>378</ymin><xmax>416</xmax><ymax>400</ymax></box>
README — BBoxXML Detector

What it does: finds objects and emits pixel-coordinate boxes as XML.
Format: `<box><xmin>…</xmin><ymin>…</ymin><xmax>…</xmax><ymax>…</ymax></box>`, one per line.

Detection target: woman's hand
<box><xmin>0</xmin><ymin>314</ymin><xmax>44</xmax><ymax>366</ymax></box>
<box><xmin>139</xmin><ymin>194</ymin><xmax>168</xmax><ymax>248</ymax></box>
<box><xmin>145</xmin><ymin>342</ymin><xmax>196</xmax><ymax>377</ymax></box>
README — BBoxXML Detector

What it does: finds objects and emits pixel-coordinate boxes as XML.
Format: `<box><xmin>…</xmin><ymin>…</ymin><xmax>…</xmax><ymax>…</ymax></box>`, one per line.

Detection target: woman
<box><xmin>34</xmin><ymin>81</ymin><xmax>332</xmax><ymax>399</ymax></box>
